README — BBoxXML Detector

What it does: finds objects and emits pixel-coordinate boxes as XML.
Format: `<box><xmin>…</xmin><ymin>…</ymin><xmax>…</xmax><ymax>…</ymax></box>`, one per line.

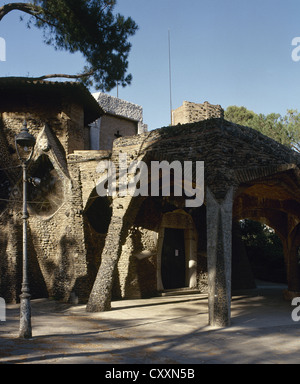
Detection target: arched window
<box><xmin>28</xmin><ymin>155</ymin><xmax>64</xmax><ymax>216</ymax></box>
<box><xmin>85</xmin><ymin>196</ymin><xmax>112</xmax><ymax>234</ymax></box>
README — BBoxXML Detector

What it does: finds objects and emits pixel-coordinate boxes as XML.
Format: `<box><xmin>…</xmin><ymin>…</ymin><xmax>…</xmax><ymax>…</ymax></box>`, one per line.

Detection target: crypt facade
<box><xmin>1</xmin><ymin>78</ymin><xmax>300</xmax><ymax>327</ymax></box>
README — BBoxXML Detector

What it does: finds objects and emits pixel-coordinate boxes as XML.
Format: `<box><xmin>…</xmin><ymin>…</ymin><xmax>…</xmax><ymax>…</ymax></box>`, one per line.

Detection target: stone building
<box><xmin>0</xmin><ymin>77</ymin><xmax>103</xmax><ymax>304</ymax></box>
<box><xmin>90</xmin><ymin>92</ymin><xmax>148</xmax><ymax>150</ymax></box>
<box><xmin>85</xmin><ymin>120</ymin><xmax>300</xmax><ymax>327</ymax></box>
<box><xmin>1</xmin><ymin>79</ymin><xmax>300</xmax><ymax>328</ymax></box>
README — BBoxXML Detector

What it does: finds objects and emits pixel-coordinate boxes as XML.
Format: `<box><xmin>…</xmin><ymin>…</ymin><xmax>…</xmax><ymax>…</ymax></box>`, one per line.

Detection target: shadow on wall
<box><xmin>50</xmin><ymin>234</ymin><xmax>77</xmax><ymax>301</ymax></box>
<box><xmin>0</xmin><ymin>213</ymin><xmax>20</xmax><ymax>303</ymax></box>
<box><xmin>0</xmin><ymin>211</ymin><xmax>48</xmax><ymax>303</ymax></box>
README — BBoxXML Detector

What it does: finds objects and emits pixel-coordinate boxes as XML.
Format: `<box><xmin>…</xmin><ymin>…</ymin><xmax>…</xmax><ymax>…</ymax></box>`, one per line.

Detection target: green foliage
<box><xmin>239</xmin><ymin>220</ymin><xmax>286</xmax><ymax>283</ymax></box>
<box><xmin>224</xmin><ymin>106</ymin><xmax>257</xmax><ymax>128</ymax></box>
<box><xmin>240</xmin><ymin>220</ymin><xmax>282</xmax><ymax>255</ymax></box>
<box><xmin>225</xmin><ymin>105</ymin><xmax>300</xmax><ymax>152</ymax></box>
<box><xmin>3</xmin><ymin>1</ymin><xmax>138</xmax><ymax>91</ymax></box>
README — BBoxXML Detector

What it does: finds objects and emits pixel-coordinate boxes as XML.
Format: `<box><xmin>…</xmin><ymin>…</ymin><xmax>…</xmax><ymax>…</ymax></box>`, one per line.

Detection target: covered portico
<box><xmin>85</xmin><ymin>118</ymin><xmax>300</xmax><ymax>328</ymax></box>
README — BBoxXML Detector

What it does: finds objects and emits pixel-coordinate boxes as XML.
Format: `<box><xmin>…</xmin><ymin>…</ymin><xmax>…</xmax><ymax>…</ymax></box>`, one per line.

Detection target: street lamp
<box><xmin>15</xmin><ymin>120</ymin><xmax>36</xmax><ymax>339</ymax></box>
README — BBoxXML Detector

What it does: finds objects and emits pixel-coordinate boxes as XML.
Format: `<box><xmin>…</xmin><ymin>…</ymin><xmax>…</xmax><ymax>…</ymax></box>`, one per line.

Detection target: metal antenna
<box><xmin>168</xmin><ymin>29</ymin><xmax>173</xmax><ymax>125</ymax></box>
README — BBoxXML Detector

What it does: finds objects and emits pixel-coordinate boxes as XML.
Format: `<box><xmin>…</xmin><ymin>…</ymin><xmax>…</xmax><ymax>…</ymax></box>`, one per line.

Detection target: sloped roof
<box><xmin>113</xmin><ymin>117</ymin><xmax>300</xmax><ymax>200</ymax></box>
<box><xmin>0</xmin><ymin>77</ymin><xmax>104</xmax><ymax>125</ymax></box>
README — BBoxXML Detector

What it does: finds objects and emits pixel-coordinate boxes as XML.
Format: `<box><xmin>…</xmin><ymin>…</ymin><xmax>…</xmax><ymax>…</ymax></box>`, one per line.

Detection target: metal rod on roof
<box><xmin>168</xmin><ymin>29</ymin><xmax>173</xmax><ymax>126</ymax></box>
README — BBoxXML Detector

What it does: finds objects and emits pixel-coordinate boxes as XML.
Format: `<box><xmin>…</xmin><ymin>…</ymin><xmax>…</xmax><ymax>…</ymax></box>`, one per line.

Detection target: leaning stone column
<box><xmin>86</xmin><ymin>215</ymin><xmax>124</xmax><ymax>312</ymax></box>
<box><xmin>86</xmin><ymin>193</ymin><xmax>143</xmax><ymax>312</ymax></box>
<box><xmin>206</xmin><ymin>187</ymin><xmax>233</xmax><ymax>327</ymax></box>
<box><xmin>86</xmin><ymin>194</ymin><xmax>133</xmax><ymax>312</ymax></box>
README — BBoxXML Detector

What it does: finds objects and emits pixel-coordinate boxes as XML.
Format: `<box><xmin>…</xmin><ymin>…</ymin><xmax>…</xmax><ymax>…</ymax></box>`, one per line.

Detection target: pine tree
<box><xmin>0</xmin><ymin>1</ymin><xmax>138</xmax><ymax>91</ymax></box>
<box><xmin>225</xmin><ymin>105</ymin><xmax>300</xmax><ymax>153</ymax></box>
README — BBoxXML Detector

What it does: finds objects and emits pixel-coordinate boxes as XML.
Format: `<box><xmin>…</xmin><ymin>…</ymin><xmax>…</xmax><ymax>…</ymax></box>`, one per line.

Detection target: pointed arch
<box><xmin>28</xmin><ymin>154</ymin><xmax>64</xmax><ymax>217</ymax></box>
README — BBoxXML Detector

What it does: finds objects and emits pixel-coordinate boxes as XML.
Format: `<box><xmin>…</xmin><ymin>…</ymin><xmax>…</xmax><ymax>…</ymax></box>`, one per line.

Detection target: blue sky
<box><xmin>1</xmin><ymin>0</ymin><xmax>300</xmax><ymax>130</ymax></box>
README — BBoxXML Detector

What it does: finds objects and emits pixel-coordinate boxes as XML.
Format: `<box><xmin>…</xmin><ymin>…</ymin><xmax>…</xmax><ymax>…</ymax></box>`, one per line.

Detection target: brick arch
<box><xmin>233</xmin><ymin>170</ymin><xmax>300</xmax><ymax>294</ymax></box>
<box><xmin>234</xmin><ymin>168</ymin><xmax>300</xmax><ymax>237</ymax></box>
<box><xmin>234</xmin><ymin>208</ymin><xmax>288</xmax><ymax>243</ymax></box>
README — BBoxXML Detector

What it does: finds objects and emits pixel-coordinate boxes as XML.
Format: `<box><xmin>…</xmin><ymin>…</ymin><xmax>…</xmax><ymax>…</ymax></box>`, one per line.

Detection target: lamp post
<box><xmin>15</xmin><ymin>120</ymin><xmax>36</xmax><ymax>339</ymax></box>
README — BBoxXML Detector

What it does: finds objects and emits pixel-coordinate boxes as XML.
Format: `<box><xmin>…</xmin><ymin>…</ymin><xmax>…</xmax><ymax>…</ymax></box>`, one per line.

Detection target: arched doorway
<box><xmin>157</xmin><ymin>210</ymin><xmax>198</xmax><ymax>291</ymax></box>
<box><xmin>83</xmin><ymin>190</ymin><xmax>113</xmax><ymax>295</ymax></box>
<box><xmin>233</xmin><ymin>174</ymin><xmax>300</xmax><ymax>295</ymax></box>
<box><xmin>239</xmin><ymin>219</ymin><xmax>287</xmax><ymax>285</ymax></box>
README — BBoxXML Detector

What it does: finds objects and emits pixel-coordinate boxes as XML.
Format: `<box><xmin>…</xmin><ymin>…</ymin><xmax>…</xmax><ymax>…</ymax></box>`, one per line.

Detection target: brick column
<box><xmin>206</xmin><ymin>187</ymin><xmax>233</xmax><ymax>327</ymax></box>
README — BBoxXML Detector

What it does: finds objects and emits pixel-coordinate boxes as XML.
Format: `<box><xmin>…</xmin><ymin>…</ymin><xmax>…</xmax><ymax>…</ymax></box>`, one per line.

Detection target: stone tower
<box><xmin>172</xmin><ymin>101</ymin><xmax>224</xmax><ymax>125</ymax></box>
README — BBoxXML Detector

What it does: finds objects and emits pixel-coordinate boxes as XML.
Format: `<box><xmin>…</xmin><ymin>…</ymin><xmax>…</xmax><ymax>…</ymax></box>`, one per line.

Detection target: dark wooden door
<box><xmin>161</xmin><ymin>228</ymin><xmax>186</xmax><ymax>289</ymax></box>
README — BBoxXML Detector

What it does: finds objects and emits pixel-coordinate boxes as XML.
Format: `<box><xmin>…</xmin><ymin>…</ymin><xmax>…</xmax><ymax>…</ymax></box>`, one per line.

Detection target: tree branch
<box><xmin>0</xmin><ymin>2</ymin><xmax>44</xmax><ymax>21</ymax></box>
<box><xmin>33</xmin><ymin>70</ymin><xmax>95</xmax><ymax>81</ymax></box>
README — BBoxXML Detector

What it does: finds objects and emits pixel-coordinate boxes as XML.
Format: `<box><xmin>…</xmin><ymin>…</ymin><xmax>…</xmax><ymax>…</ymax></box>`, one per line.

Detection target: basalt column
<box><xmin>206</xmin><ymin>187</ymin><xmax>233</xmax><ymax>327</ymax></box>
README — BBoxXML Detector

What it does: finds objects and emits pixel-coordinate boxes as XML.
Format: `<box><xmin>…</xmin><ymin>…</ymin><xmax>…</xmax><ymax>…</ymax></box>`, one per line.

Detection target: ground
<box><xmin>0</xmin><ymin>282</ymin><xmax>300</xmax><ymax>365</ymax></box>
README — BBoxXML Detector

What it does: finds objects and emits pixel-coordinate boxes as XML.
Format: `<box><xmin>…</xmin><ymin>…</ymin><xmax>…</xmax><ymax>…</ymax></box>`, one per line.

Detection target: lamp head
<box><xmin>15</xmin><ymin>121</ymin><xmax>36</xmax><ymax>149</ymax></box>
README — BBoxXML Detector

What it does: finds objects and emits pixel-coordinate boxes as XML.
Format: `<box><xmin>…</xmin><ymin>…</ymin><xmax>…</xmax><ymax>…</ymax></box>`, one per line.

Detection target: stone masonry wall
<box><xmin>115</xmin><ymin>227</ymin><xmax>157</xmax><ymax>299</ymax></box>
<box><xmin>0</xmin><ymin>104</ymin><xmax>92</xmax><ymax>303</ymax></box>
<box><xmin>172</xmin><ymin>101</ymin><xmax>224</xmax><ymax>125</ymax></box>
<box><xmin>1</xmin><ymin>104</ymin><xmax>89</xmax><ymax>156</ymax></box>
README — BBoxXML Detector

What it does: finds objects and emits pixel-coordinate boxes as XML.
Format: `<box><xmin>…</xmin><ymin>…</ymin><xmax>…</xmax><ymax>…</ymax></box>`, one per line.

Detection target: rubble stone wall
<box><xmin>172</xmin><ymin>101</ymin><xmax>224</xmax><ymax>125</ymax></box>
